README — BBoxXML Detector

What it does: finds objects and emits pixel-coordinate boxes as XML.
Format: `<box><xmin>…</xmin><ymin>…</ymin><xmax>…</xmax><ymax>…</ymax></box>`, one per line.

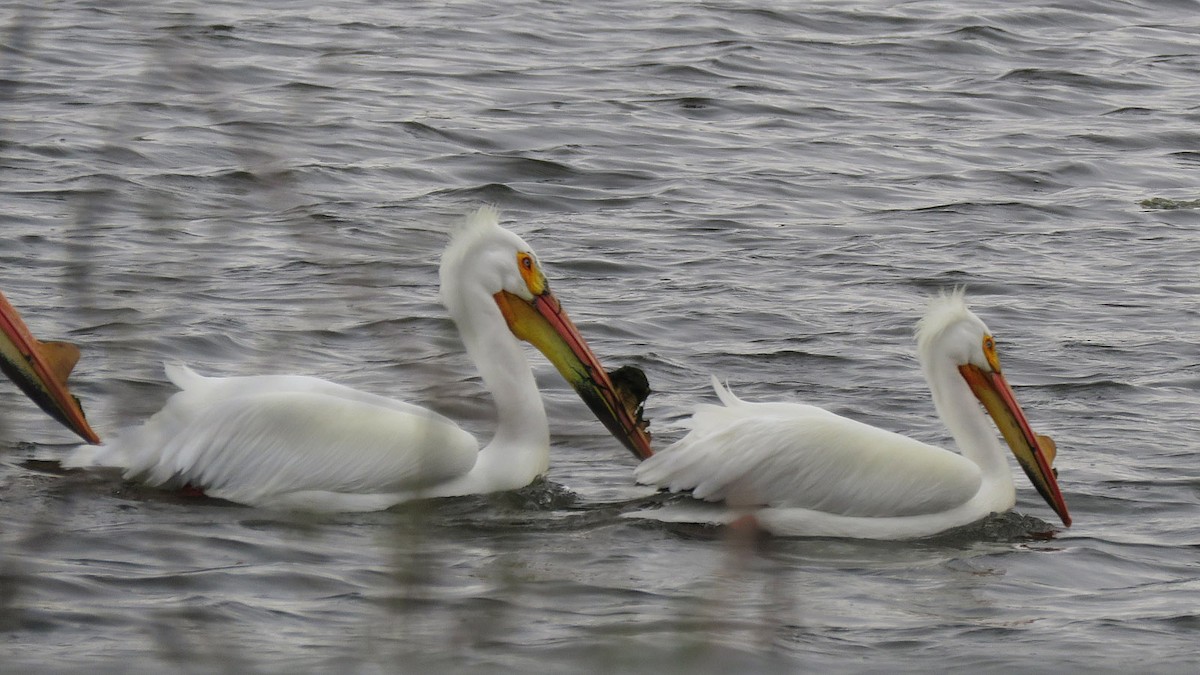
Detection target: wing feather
<box><xmin>154</xmin><ymin>392</ymin><xmax>477</xmax><ymax>504</ymax></box>
<box><xmin>636</xmin><ymin>379</ymin><xmax>981</xmax><ymax>518</ymax></box>
<box><xmin>70</xmin><ymin>365</ymin><xmax>479</xmax><ymax>508</ymax></box>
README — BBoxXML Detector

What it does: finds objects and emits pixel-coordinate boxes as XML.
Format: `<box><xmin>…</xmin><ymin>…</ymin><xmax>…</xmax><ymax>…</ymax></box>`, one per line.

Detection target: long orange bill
<box><xmin>960</xmin><ymin>364</ymin><xmax>1070</xmax><ymax>526</ymax></box>
<box><xmin>495</xmin><ymin>289</ymin><xmax>654</xmax><ymax>460</ymax></box>
<box><xmin>0</xmin><ymin>291</ymin><xmax>100</xmax><ymax>444</ymax></box>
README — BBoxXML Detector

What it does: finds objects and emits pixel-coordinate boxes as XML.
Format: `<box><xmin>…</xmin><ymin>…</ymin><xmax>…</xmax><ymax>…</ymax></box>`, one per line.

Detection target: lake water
<box><xmin>2</xmin><ymin>1</ymin><xmax>1200</xmax><ymax>672</ymax></box>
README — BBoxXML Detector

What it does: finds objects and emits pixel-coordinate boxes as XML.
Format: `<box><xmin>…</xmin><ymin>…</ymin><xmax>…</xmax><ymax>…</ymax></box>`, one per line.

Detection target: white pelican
<box><xmin>47</xmin><ymin>207</ymin><xmax>651</xmax><ymax>511</ymax></box>
<box><xmin>631</xmin><ymin>291</ymin><xmax>1070</xmax><ymax>539</ymax></box>
<box><xmin>0</xmin><ymin>290</ymin><xmax>100</xmax><ymax>443</ymax></box>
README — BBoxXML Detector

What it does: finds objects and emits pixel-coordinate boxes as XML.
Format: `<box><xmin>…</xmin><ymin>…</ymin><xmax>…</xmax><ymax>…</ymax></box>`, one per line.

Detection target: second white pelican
<box><xmin>63</xmin><ymin>207</ymin><xmax>652</xmax><ymax>511</ymax></box>
<box><xmin>631</xmin><ymin>291</ymin><xmax>1070</xmax><ymax>539</ymax></box>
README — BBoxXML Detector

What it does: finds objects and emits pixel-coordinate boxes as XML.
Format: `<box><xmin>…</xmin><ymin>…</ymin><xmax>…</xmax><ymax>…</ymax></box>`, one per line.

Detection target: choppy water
<box><xmin>2</xmin><ymin>0</ymin><xmax>1200</xmax><ymax>672</ymax></box>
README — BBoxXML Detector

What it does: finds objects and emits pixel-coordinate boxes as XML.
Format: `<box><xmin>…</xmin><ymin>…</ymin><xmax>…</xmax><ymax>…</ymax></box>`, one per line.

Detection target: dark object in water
<box><xmin>610</xmin><ymin>365</ymin><xmax>651</xmax><ymax>441</ymax></box>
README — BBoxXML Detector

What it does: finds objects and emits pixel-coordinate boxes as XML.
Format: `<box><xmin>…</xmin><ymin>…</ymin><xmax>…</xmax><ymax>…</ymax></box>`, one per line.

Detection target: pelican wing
<box><xmin>68</xmin><ymin>365</ymin><xmax>479</xmax><ymax>509</ymax></box>
<box><xmin>635</xmin><ymin>379</ymin><xmax>982</xmax><ymax>518</ymax></box>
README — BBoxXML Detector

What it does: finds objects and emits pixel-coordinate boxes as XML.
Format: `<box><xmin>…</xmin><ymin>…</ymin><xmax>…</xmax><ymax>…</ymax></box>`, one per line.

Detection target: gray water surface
<box><xmin>2</xmin><ymin>1</ymin><xmax>1200</xmax><ymax>672</ymax></box>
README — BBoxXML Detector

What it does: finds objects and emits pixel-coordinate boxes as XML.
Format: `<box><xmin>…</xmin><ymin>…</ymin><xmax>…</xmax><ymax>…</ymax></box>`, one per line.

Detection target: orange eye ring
<box><xmin>982</xmin><ymin>334</ymin><xmax>1002</xmax><ymax>372</ymax></box>
<box><xmin>517</xmin><ymin>252</ymin><xmax>547</xmax><ymax>295</ymax></box>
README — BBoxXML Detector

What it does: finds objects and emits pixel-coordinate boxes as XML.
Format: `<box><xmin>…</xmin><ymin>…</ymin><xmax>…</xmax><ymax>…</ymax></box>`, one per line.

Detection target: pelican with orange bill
<box><xmin>630</xmin><ymin>290</ymin><xmax>1070</xmax><ymax>539</ymax></box>
<box><xmin>62</xmin><ymin>208</ymin><xmax>653</xmax><ymax>510</ymax></box>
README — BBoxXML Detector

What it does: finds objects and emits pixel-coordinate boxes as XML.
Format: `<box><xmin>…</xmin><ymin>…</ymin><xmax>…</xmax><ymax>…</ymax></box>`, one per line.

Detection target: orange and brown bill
<box><xmin>959</xmin><ymin>363</ymin><xmax>1069</xmax><ymax>526</ymax></box>
<box><xmin>0</xmin><ymin>291</ymin><xmax>100</xmax><ymax>444</ymax></box>
<box><xmin>494</xmin><ymin>288</ymin><xmax>654</xmax><ymax>460</ymax></box>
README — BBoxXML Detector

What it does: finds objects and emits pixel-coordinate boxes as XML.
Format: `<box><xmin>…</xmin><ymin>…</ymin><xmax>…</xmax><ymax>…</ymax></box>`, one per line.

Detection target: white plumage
<box><xmin>68</xmin><ymin>364</ymin><xmax>478</xmax><ymax>510</ymax></box>
<box><xmin>66</xmin><ymin>207</ymin><xmax>649</xmax><ymax>511</ymax></box>
<box><xmin>631</xmin><ymin>291</ymin><xmax>1069</xmax><ymax>539</ymax></box>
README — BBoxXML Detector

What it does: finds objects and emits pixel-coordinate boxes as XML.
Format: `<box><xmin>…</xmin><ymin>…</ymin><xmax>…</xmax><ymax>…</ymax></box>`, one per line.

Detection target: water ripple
<box><xmin>3</xmin><ymin>0</ymin><xmax>1200</xmax><ymax>671</ymax></box>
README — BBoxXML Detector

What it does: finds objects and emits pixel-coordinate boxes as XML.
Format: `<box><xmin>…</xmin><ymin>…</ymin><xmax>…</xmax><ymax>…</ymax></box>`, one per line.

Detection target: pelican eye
<box><xmin>982</xmin><ymin>335</ymin><xmax>1002</xmax><ymax>372</ymax></box>
<box><xmin>516</xmin><ymin>252</ymin><xmax>547</xmax><ymax>295</ymax></box>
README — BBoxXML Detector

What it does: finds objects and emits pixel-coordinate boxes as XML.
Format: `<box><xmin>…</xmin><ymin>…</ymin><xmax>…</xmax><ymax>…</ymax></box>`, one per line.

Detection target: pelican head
<box><xmin>440</xmin><ymin>208</ymin><xmax>653</xmax><ymax>460</ymax></box>
<box><xmin>0</xmin><ymin>291</ymin><xmax>100</xmax><ymax>443</ymax></box>
<box><xmin>918</xmin><ymin>291</ymin><xmax>1070</xmax><ymax>526</ymax></box>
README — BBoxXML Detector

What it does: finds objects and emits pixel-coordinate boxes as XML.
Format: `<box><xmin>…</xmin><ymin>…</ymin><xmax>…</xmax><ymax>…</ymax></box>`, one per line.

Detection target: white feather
<box><xmin>636</xmin><ymin>377</ymin><xmax>980</xmax><ymax>517</ymax></box>
<box><xmin>66</xmin><ymin>208</ymin><xmax>597</xmax><ymax>512</ymax></box>
<box><xmin>630</xmin><ymin>295</ymin><xmax>1045</xmax><ymax>540</ymax></box>
<box><xmin>67</xmin><ymin>366</ymin><xmax>479</xmax><ymax>510</ymax></box>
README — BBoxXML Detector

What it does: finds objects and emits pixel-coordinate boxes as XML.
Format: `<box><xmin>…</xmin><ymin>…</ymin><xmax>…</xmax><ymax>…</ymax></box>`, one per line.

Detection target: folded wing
<box><xmin>635</xmin><ymin>379</ymin><xmax>982</xmax><ymax>518</ymax></box>
<box><xmin>68</xmin><ymin>364</ymin><xmax>479</xmax><ymax>509</ymax></box>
